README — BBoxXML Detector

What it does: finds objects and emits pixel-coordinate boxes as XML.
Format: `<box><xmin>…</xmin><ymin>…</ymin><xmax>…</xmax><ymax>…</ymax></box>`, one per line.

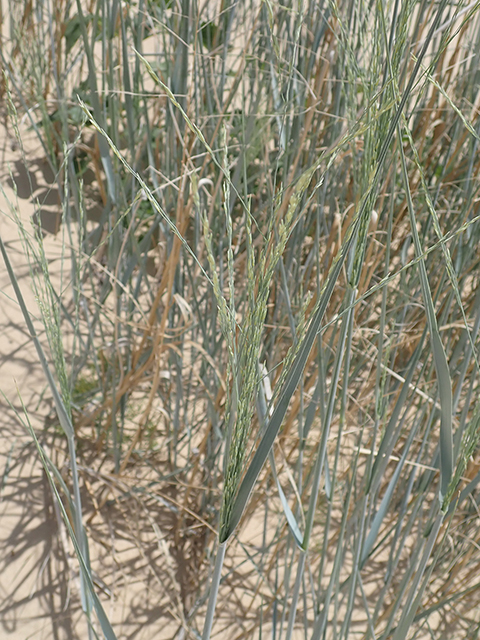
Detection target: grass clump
<box><xmin>1</xmin><ymin>0</ymin><xmax>480</xmax><ymax>639</ymax></box>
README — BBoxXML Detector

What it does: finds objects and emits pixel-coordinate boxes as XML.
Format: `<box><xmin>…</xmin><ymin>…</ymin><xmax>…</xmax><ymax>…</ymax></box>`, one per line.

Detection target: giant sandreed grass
<box><xmin>2</xmin><ymin>0</ymin><xmax>480</xmax><ymax>638</ymax></box>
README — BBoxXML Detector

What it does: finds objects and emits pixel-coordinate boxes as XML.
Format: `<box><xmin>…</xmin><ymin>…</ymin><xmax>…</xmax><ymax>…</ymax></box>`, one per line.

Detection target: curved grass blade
<box><xmin>25</xmin><ymin>411</ymin><xmax>119</xmax><ymax>640</ymax></box>
<box><xmin>257</xmin><ymin>366</ymin><xmax>304</xmax><ymax>547</ymax></box>
<box><xmin>272</xmin><ymin>456</ymin><xmax>304</xmax><ymax>548</ymax></box>
<box><xmin>397</xmin><ymin>128</ymin><xmax>453</xmax><ymax>504</ymax></box>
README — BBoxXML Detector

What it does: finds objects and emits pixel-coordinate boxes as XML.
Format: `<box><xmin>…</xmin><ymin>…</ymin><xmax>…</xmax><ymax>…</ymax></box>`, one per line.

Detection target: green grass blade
<box><xmin>25</xmin><ymin>412</ymin><xmax>119</xmax><ymax>640</ymax></box>
<box><xmin>397</xmin><ymin>127</ymin><xmax>453</xmax><ymax>503</ymax></box>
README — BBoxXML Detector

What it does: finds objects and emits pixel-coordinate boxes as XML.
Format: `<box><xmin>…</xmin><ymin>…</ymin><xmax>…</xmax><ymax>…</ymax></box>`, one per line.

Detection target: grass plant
<box><xmin>1</xmin><ymin>0</ymin><xmax>480</xmax><ymax>638</ymax></box>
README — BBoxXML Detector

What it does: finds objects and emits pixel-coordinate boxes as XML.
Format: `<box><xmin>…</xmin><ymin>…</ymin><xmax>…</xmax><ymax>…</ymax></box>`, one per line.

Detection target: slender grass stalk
<box><xmin>201</xmin><ymin>542</ymin><xmax>227</xmax><ymax>640</ymax></box>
